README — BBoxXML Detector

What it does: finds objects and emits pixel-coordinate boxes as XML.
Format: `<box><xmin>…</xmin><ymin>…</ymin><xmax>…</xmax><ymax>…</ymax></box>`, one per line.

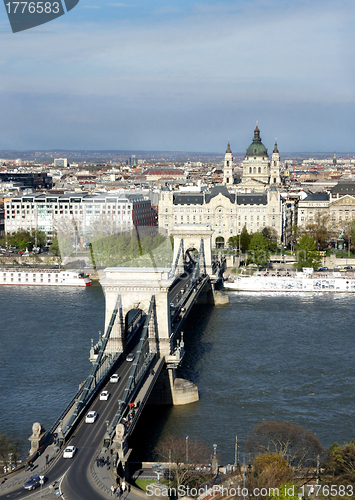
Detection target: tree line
<box><xmin>0</xmin><ymin>230</ymin><xmax>46</xmax><ymax>251</ymax></box>
<box><xmin>227</xmin><ymin>226</ymin><xmax>324</xmax><ymax>270</ymax></box>
<box><xmin>152</xmin><ymin>421</ymin><xmax>355</xmax><ymax>499</ymax></box>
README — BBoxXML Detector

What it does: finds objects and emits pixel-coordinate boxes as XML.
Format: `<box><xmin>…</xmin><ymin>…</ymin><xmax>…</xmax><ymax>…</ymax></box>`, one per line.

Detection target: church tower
<box><xmin>241</xmin><ymin>123</ymin><xmax>269</xmax><ymax>187</ymax></box>
<box><xmin>223</xmin><ymin>140</ymin><xmax>234</xmax><ymax>186</ymax></box>
<box><xmin>270</xmin><ymin>139</ymin><xmax>281</xmax><ymax>185</ymax></box>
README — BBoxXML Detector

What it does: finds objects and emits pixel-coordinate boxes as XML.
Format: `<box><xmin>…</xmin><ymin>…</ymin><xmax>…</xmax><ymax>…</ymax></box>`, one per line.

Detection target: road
<box><xmin>1</xmin><ymin>340</ymin><xmax>143</xmax><ymax>500</ymax></box>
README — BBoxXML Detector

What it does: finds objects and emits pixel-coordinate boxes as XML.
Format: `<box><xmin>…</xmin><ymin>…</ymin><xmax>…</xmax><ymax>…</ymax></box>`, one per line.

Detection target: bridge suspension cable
<box><xmin>170</xmin><ymin>238</ymin><xmax>184</xmax><ymax>277</ymax></box>
<box><xmin>61</xmin><ymin>294</ymin><xmax>121</xmax><ymax>438</ymax></box>
<box><xmin>106</xmin><ymin>295</ymin><xmax>156</xmax><ymax>441</ymax></box>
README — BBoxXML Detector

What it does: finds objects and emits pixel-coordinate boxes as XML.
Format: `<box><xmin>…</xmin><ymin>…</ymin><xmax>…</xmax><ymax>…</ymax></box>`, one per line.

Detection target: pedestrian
<box><xmin>121</xmin><ymin>480</ymin><xmax>126</xmax><ymax>497</ymax></box>
<box><xmin>96</xmin><ymin>457</ymin><xmax>100</xmax><ymax>468</ymax></box>
<box><xmin>45</xmin><ymin>454</ymin><xmax>49</xmax><ymax>465</ymax></box>
<box><xmin>116</xmin><ymin>476</ymin><xmax>120</xmax><ymax>486</ymax></box>
<box><xmin>111</xmin><ymin>484</ymin><xmax>116</xmax><ymax>496</ymax></box>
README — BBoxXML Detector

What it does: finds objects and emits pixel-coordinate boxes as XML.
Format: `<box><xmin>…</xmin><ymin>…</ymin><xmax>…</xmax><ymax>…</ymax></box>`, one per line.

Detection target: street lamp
<box><xmin>186</xmin><ymin>436</ymin><xmax>189</xmax><ymax>464</ymax></box>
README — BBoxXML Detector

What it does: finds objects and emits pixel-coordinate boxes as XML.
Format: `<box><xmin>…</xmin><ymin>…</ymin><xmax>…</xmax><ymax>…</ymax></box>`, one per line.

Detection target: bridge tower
<box><xmin>100</xmin><ymin>267</ymin><xmax>174</xmax><ymax>357</ymax></box>
<box><xmin>170</xmin><ymin>224</ymin><xmax>214</xmax><ymax>276</ymax></box>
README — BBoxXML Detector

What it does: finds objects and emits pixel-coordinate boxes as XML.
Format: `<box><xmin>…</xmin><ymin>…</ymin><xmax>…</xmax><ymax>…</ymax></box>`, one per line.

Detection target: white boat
<box><xmin>224</xmin><ymin>268</ymin><xmax>355</xmax><ymax>293</ymax></box>
<box><xmin>0</xmin><ymin>269</ymin><xmax>91</xmax><ymax>287</ymax></box>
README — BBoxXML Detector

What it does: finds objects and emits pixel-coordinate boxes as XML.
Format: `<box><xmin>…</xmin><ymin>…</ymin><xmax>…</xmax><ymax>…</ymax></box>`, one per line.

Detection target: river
<box><xmin>1</xmin><ymin>285</ymin><xmax>354</xmax><ymax>463</ymax></box>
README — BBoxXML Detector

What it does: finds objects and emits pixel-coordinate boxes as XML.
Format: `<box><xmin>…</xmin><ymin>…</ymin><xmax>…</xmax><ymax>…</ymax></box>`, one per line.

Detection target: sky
<box><xmin>0</xmin><ymin>0</ymin><xmax>354</xmax><ymax>153</ymax></box>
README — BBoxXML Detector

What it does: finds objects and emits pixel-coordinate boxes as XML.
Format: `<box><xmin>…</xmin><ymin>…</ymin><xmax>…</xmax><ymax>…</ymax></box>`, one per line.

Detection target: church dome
<box><xmin>246</xmin><ymin>124</ymin><xmax>268</xmax><ymax>157</ymax></box>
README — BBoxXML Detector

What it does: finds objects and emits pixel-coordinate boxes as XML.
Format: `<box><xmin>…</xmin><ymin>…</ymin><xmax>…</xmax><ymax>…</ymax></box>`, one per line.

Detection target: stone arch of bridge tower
<box><xmin>171</xmin><ymin>225</ymin><xmax>214</xmax><ymax>276</ymax></box>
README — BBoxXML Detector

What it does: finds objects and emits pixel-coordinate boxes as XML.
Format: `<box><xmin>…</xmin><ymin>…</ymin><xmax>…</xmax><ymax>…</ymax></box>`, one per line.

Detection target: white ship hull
<box><xmin>0</xmin><ymin>269</ymin><xmax>91</xmax><ymax>287</ymax></box>
<box><xmin>224</xmin><ymin>273</ymin><xmax>355</xmax><ymax>293</ymax></box>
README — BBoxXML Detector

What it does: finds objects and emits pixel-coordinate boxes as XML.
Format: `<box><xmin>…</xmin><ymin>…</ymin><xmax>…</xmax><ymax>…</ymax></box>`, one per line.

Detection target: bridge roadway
<box><xmin>1</xmin><ymin>268</ymin><xmax>211</xmax><ymax>499</ymax></box>
<box><xmin>1</xmin><ymin>332</ymin><xmax>147</xmax><ymax>500</ymax></box>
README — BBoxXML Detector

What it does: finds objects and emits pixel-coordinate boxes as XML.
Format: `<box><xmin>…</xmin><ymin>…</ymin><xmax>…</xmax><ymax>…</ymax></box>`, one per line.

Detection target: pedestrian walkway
<box><xmin>0</xmin><ymin>442</ymin><xmax>146</xmax><ymax>499</ymax></box>
<box><xmin>0</xmin><ymin>441</ymin><xmax>61</xmax><ymax>497</ymax></box>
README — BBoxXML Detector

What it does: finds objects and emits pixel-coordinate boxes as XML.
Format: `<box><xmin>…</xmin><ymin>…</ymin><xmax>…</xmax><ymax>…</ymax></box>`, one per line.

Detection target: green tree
<box><xmin>324</xmin><ymin>441</ymin><xmax>355</xmax><ymax>483</ymax></box>
<box><xmin>7</xmin><ymin>230</ymin><xmax>34</xmax><ymax>251</ymax></box>
<box><xmin>240</xmin><ymin>225</ymin><xmax>251</xmax><ymax>252</ymax></box>
<box><xmin>262</xmin><ymin>227</ymin><xmax>278</xmax><ymax>252</ymax></box>
<box><xmin>294</xmin><ymin>234</ymin><xmax>322</xmax><ymax>270</ymax></box>
<box><xmin>49</xmin><ymin>237</ymin><xmax>60</xmax><ymax>256</ymax></box>
<box><xmin>31</xmin><ymin>230</ymin><xmax>46</xmax><ymax>249</ymax></box>
<box><xmin>248</xmin><ymin>232</ymin><xmax>270</xmax><ymax>268</ymax></box>
<box><xmin>349</xmin><ymin>219</ymin><xmax>355</xmax><ymax>251</ymax></box>
<box><xmin>247</xmin><ymin>453</ymin><xmax>292</xmax><ymax>495</ymax></box>
<box><xmin>228</xmin><ymin>235</ymin><xmax>239</xmax><ymax>249</ymax></box>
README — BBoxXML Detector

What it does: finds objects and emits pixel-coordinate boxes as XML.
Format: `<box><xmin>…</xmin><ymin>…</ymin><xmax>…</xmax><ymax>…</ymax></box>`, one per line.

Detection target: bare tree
<box><xmin>245</xmin><ymin>420</ymin><xmax>324</xmax><ymax>470</ymax></box>
<box><xmin>154</xmin><ymin>434</ymin><xmax>210</xmax><ymax>487</ymax></box>
<box><xmin>305</xmin><ymin>212</ymin><xmax>331</xmax><ymax>249</ymax></box>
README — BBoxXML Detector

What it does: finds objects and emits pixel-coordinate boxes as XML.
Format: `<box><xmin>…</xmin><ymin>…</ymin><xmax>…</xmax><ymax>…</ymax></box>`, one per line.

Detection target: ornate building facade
<box><xmin>158</xmin><ymin>123</ymin><xmax>286</xmax><ymax>247</ymax></box>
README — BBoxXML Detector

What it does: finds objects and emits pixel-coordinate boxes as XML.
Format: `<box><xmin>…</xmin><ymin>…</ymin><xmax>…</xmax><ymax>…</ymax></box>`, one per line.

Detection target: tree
<box><xmin>305</xmin><ymin>212</ymin><xmax>331</xmax><ymax>250</ymax></box>
<box><xmin>247</xmin><ymin>453</ymin><xmax>292</xmax><ymax>494</ymax></box>
<box><xmin>324</xmin><ymin>441</ymin><xmax>355</xmax><ymax>483</ymax></box>
<box><xmin>294</xmin><ymin>234</ymin><xmax>322</xmax><ymax>270</ymax></box>
<box><xmin>240</xmin><ymin>225</ymin><xmax>251</xmax><ymax>252</ymax></box>
<box><xmin>154</xmin><ymin>434</ymin><xmax>210</xmax><ymax>487</ymax></box>
<box><xmin>228</xmin><ymin>235</ymin><xmax>239</xmax><ymax>249</ymax></box>
<box><xmin>245</xmin><ymin>420</ymin><xmax>324</xmax><ymax>470</ymax></box>
<box><xmin>49</xmin><ymin>237</ymin><xmax>61</xmax><ymax>256</ymax></box>
<box><xmin>7</xmin><ymin>230</ymin><xmax>33</xmax><ymax>251</ymax></box>
<box><xmin>248</xmin><ymin>232</ymin><xmax>270</xmax><ymax>268</ymax></box>
<box><xmin>262</xmin><ymin>227</ymin><xmax>278</xmax><ymax>252</ymax></box>
<box><xmin>0</xmin><ymin>433</ymin><xmax>23</xmax><ymax>469</ymax></box>
<box><xmin>349</xmin><ymin>219</ymin><xmax>355</xmax><ymax>252</ymax></box>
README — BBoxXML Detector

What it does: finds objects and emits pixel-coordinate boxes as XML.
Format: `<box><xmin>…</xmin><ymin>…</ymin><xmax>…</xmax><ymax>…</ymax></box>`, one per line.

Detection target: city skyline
<box><xmin>0</xmin><ymin>0</ymin><xmax>354</xmax><ymax>152</ymax></box>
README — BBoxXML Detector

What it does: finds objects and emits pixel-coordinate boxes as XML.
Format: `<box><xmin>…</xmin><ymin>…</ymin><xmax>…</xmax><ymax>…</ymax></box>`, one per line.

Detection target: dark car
<box><xmin>24</xmin><ymin>475</ymin><xmax>44</xmax><ymax>490</ymax></box>
<box><xmin>317</xmin><ymin>267</ymin><xmax>328</xmax><ymax>271</ymax></box>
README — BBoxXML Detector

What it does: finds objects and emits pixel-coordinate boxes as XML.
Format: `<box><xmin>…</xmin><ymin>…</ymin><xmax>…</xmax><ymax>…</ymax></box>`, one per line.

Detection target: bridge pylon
<box><xmin>170</xmin><ymin>224</ymin><xmax>214</xmax><ymax>276</ymax></box>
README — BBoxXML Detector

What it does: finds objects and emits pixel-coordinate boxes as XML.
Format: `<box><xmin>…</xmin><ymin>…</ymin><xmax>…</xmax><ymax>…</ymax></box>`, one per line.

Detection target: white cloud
<box><xmin>0</xmin><ymin>0</ymin><xmax>355</xmax><ymax>150</ymax></box>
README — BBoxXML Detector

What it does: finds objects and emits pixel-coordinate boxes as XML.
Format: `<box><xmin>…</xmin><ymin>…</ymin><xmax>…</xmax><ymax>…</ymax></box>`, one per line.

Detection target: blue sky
<box><xmin>0</xmin><ymin>0</ymin><xmax>354</xmax><ymax>153</ymax></box>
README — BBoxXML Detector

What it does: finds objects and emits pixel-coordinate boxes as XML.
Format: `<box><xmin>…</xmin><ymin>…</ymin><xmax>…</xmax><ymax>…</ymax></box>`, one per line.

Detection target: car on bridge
<box><xmin>110</xmin><ymin>374</ymin><xmax>120</xmax><ymax>383</ymax></box>
<box><xmin>100</xmin><ymin>390</ymin><xmax>110</xmax><ymax>401</ymax></box>
<box><xmin>63</xmin><ymin>446</ymin><xmax>76</xmax><ymax>459</ymax></box>
<box><xmin>23</xmin><ymin>475</ymin><xmax>45</xmax><ymax>490</ymax></box>
<box><xmin>85</xmin><ymin>411</ymin><xmax>97</xmax><ymax>423</ymax></box>
<box><xmin>126</xmin><ymin>353</ymin><xmax>135</xmax><ymax>362</ymax></box>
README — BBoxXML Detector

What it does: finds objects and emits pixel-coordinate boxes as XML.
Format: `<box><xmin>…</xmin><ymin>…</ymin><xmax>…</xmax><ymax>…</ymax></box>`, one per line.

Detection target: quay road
<box><xmin>1</xmin><ymin>335</ymin><xmax>146</xmax><ymax>500</ymax></box>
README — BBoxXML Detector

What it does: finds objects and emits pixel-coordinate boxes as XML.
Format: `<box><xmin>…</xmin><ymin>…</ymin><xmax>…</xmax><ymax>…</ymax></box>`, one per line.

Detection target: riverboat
<box><xmin>0</xmin><ymin>269</ymin><xmax>91</xmax><ymax>287</ymax></box>
<box><xmin>224</xmin><ymin>268</ymin><xmax>355</xmax><ymax>293</ymax></box>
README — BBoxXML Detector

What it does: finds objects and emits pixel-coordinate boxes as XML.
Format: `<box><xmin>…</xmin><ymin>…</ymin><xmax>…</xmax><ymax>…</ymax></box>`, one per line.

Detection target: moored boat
<box><xmin>0</xmin><ymin>269</ymin><xmax>91</xmax><ymax>287</ymax></box>
<box><xmin>224</xmin><ymin>268</ymin><xmax>355</xmax><ymax>293</ymax></box>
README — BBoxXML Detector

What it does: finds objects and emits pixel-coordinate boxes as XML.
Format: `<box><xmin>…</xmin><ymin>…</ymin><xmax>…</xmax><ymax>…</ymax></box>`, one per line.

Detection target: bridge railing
<box><xmin>106</xmin><ymin>295</ymin><xmax>156</xmax><ymax>441</ymax></box>
<box><xmin>60</xmin><ymin>294</ymin><xmax>122</xmax><ymax>440</ymax></box>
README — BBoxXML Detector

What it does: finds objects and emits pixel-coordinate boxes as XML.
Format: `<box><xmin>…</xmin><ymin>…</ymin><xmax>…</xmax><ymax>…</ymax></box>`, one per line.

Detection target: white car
<box><xmin>126</xmin><ymin>353</ymin><xmax>135</xmax><ymax>362</ymax></box>
<box><xmin>110</xmin><ymin>374</ymin><xmax>120</xmax><ymax>383</ymax></box>
<box><xmin>100</xmin><ymin>391</ymin><xmax>110</xmax><ymax>401</ymax></box>
<box><xmin>85</xmin><ymin>411</ymin><xmax>97</xmax><ymax>423</ymax></box>
<box><xmin>63</xmin><ymin>446</ymin><xmax>76</xmax><ymax>459</ymax></box>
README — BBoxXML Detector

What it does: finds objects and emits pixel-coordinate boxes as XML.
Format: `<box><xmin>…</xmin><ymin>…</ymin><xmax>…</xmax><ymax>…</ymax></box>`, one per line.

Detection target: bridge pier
<box><xmin>148</xmin><ymin>367</ymin><xmax>199</xmax><ymax>405</ymax></box>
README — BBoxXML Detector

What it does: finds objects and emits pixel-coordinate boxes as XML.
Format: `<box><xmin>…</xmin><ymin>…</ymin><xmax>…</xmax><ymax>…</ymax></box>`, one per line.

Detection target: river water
<box><xmin>1</xmin><ymin>285</ymin><xmax>354</xmax><ymax>462</ymax></box>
